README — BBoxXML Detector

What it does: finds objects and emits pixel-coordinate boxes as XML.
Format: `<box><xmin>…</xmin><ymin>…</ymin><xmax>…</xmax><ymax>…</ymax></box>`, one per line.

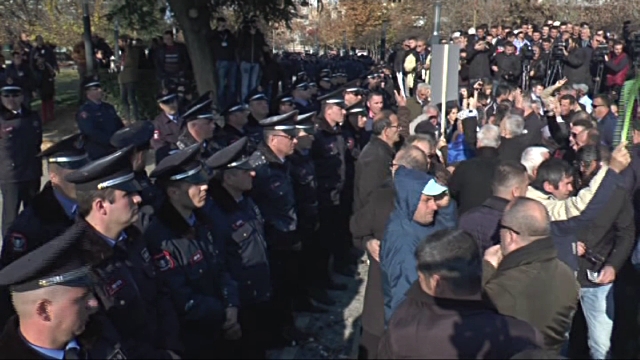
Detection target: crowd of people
<box><xmin>0</xmin><ymin>14</ymin><xmax>639</xmax><ymax>360</ymax></box>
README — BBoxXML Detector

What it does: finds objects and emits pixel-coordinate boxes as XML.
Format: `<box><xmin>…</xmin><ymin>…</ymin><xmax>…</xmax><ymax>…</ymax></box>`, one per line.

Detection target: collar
<box><xmin>498</xmin><ymin>237</ymin><xmax>557</xmax><ymax>272</ymax></box>
<box><xmin>475</xmin><ymin>146</ymin><xmax>499</xmax><ymax>158</ymax></box>
<box><xmin>52</xmin><ymin>188</ymin><xmax>78</xmax><ymax>220</ymax></box>
<box><xmin>165</xmin><ymin>112</ymin><xmax>178</xmax><ymax>123</ymax></box>
<box><xmin>97</xmin><ymin>231</ymin><xmax>128</xmax><ymax>248</ymax></box>
<box><xmin>22</xmin><ymin>332</ymin><xmax>80</xmax><ymax>360</ymax></box>
<box><xmin>481</xmin><ymin>195</ymin><xmax>510</xmax><ymax>212</ymax></box>
<box><xmin>405</xmin><ymin>281</ymin><xmax>485</xmax><ymax>308</ymax></box>
<box><xmin>370</xmin><ymin>135</ymin><xmax>396</xmax><ymax>156</ymax></box>
<box><xmin>186</xmin><ymin>213</ymin><xmax>196</xmax><ymax>227</ymax></box>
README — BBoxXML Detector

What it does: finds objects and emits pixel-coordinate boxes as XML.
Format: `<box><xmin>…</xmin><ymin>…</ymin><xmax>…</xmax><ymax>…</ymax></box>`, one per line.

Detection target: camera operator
<box><xmin>604</xmin><ymin>40</ymin><xmax>630</xmax><ymax>97</ymax></box>
<box><xmin>466</xmin><ymin>34</ymin><xmax>493</xmax><ymax>84</ymax></box>
<box><xmin>529</xmin><ymin>45</ymin><xmax>547</xmax><ymax>84</ymax></box>
<box><xmin>562</xmin><ymin>37</ymin><xmax>593</xmax><ymax>90</ymax></box>
<box><xmin>491</xmin><ymin>41</ymin><xmax>521</xmax><ymax>87</ymax></box>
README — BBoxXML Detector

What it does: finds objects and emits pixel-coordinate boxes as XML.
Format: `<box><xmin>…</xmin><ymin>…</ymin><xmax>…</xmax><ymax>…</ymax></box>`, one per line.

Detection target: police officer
<box><xmin>1</xmin><ymin>133</ymin><xmax>87</xmax><ymax>267</ymax></box>
<box><xmin>249</xmin><ymin>111</ymin><xmax>313</xmax><ymax>344</ymax></box>
<box><xmin>110</xmin><ymin>121</ymin><xmax>163</xmax><ymax>230</ymax></box>
<box><xmin>205</xmin><ymin>138</ymin><xmax>272</xmax><ymax>357</ymax></box>
<box><xmin>65</xmin><ymin>146</ymin><xmax>183</xmax><ymax>359</ymax></box>
<box><xmin>345</xmin><ymin>101</ymin><xmax>370</xmax><ymax>150</ymax></box>
<box><xmin>0</xmin><ymin>226</ymin><xmax>127</xmax><ymax>359</ymax></box>
<box><xmin>175</xmin><ymin>92</ymin><xmax>220</xmax><ymax>158</ymax></box>
<box><xmin>291</xmin><ymin>79</ymin><xmax>315</xmax><ymax>114</ymax></box>
<box><xmin>343</xmin><ymin>81</ymin><xmax>364</xmax><ymax>107</ymax></box>
<box><xmin>143</xmin><ymin>144</ymin><xmax>240</xmax><ymax>358</ymax></box>
<box><xmin>244</xmin><ymin>89</ymin><xmax>270</xmax><ymax>146</ymax></box>
<box><xmin>317</xmin><ymin>76</ymin><xmax>333</xmax><ymax>97</ymax></box>
<box><xmin>311</xmin><ymin>92</ymin><xmax>353</xmax><ymax>284</ymax></box>
<box><xmin>152</xmin><ymin>89</ymin><xmax>182</xmax><ymax>150</ymax></box>
<box><xmin>76</xmin><ymin>76</ymin><xmax>124</xmax><ymax>160</ymax></box>
<box><xmin>213</xmin><ymin>102</ymin><xmax>249</xmax><ymax>149</ymax></box>
<box><xmin>271</xmin><ymin>93</ymin><xmax>295</xmax><ymax>116</ymax></box>
<box><xmin>0</xmin><ymin>76</ymin><xmax>42</xmax><ymax>235</ymax></box>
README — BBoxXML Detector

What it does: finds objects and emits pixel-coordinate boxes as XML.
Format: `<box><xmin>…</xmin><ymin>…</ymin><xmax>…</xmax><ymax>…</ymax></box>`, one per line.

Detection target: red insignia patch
<box><xmin>106</xmin><ymin>278</ymin><xmax>126</xmax><ymax>296</ymax></box>
<box><xmin>231</xmin><ymin>220</ymin><xmax>245</xmax><ymax>230</ymax></box>
<box><xmin>190</xmin><ymin>250</ymin><xmax>204</xmax><ymax>264</ymax></box>
<box><xmin>154</xmin><ymin>251</ymin><xmax>175</xmax><ymax>272</ymax></box>
<box><xmin>153</xmin><ymin>129</ymin><xmax>160</xmax><ymax>140</ymax></box>
<box><xmin>348</xmin><ymin>138</ymin><xmax>355</xmax><ymax>150</ymax></box>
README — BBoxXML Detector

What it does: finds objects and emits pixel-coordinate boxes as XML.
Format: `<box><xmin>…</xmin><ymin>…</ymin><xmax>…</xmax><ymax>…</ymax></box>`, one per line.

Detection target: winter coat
<box><xmin>353</xmin><ymin>136</ymin><xmax>395</xmax><ymax>212</ymax></box>
<box><xmin>449</xmin><ymin>147</ymin><xmax>500</xmax><ymax>215</ymax></box>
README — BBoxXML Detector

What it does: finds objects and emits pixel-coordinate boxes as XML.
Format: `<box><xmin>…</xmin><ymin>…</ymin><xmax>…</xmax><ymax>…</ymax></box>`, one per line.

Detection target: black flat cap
<box><xmin>150</xmin><ymin>143</ymin><xmax>208</xmax><ymax>184</ymax></box>
<box><xmin>292</xmin><ymin>78</ymin><xmax>309</xmax><ymax>91</ymax></box>
<box><xmin>38</xmin><ymin>133</ymin><xmax>89</xmax><ymax>169</ymax></box>
<box><xmin>320</xmin><ymin>77</ymin><xmax>332</xmax><ymax>83</ymax></box>
<box><xmin>343</xmin><ymin>80</ymin><xmax>364</xmax><ymax>94</ymax></box>
<box><xmin>110</xmin><ymin>121</ymin><xmax>155</xmax><ymax>151</ymax></box>
<box><xmin>296</xmin><ymin>112</ymin><xmax>317</xmax><ymax>135</ymax></box>
<box><xmin>205</xmin><ymin>137</ymin><xmax>256</xmax><ymax>170</ymax></box>
<box><xmin>345</xmin><ymin>100</ymin><xmax>367</xmax><ymax>116</ymax></box>
<box><xmin>222</xmin><ymin>101</ymin><xmax>248</xmax><ymax>116</ymax></box>
<box><xmin>65</xmin><ymin>146</ymin><xmax>142</xmax><ymax>193</ymax></box>
<box><xmin>181</xmin><ymin>91</ymin><xmax>213</xmax><ymax>124</ymax></box>
<box><xmin>156</xmin><ymin>88</ymin><xmax>178</xmax><ymax>104</ymax></box>
<box><xmin>0</xmin><ymin>224</ymin><xmax>92</xmax><ymax>293</ymax></box>
<box><xmin>317</xmin><ymin>89</ymin><xmax>346</xmax><ymax>108</ymax></box>
<box><xmin>245</xmin><ymin>88</ymin><xmax>268</xmax><ymax>103</ymax></box>
<box><xmin>259</xmin><ymin>110</ymin><xmax>299</xmax><ymax>133</ymax></box>
<box><xmin>276</xmin><ymin>93</ymin><xmax>294</xmax><ymax>104</ymax></box>
<box><xmin>0</xmin><ymin>76</ymin><xmax>23</xmax><ymax>94</ymax></box>
<box><xmin>82</xmin><ymin>75</ymin><xmax>101</xmax><ymax>89</ymax></box>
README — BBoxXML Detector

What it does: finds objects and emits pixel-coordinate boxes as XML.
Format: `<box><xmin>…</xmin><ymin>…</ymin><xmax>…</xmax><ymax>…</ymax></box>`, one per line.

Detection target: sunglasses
<box><xmin>499</xmin><ymin>223</ymin><xmax>520</xmax><ymax>235</ymax></box>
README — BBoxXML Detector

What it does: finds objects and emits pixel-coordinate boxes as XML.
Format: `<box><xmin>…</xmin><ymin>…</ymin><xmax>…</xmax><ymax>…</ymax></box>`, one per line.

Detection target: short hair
<box><xmin>532</xmin><ymin>30</ymin><xmax>542</xmax><ymax>36</ymax></box>
<box><xmin>593</xmin><ymin>94</ymin><xmax>611</xmax><ymax>108</ymax></box>
<box><xmin>576</xmin><ymin>144</ymin><xmax>601</xmax><ymax>166</ymax></box>
<box><xmin>504</xmin><ymin>40</ymin><xmax>515</xmax><ymax>48</ymax></box>
<box><xmin>503</xmin><ymin>114</ymin><xmax>525</xmax><ymax>136</ymax></box>
<box><xmin>372</xmin><ymin>115</ymin><xmax>393</xmax><ymax>136</ymax></box>
<box><xmin>541</xmin><ymin>37</ymin><xmax>552</xmax><ymax>44</ymax></box>
<box><xmin>367</xmin><ymin>91</ymin><xmax>384</xmax><ymax>102</ymax></box>
<box><xmin>424</xmin><ymin>104</ymin><xmax>440</xmax><ymax>115</ymax></box>
<box><xmin>495</xmin><ymin>84</ymin><xmax>512</xmax><ymax>99</ymax></box>
<box><xmin>163</xmin><ymin>30</ymin><xmax>173</xmax><ymax>37</ymax></box>
<box><xmin>494</xmin><ymin>103</ymin><xmax>512</xmax><ymax>125</ymax></box>
<box><xmin>520</xmin><ymin>146</ymin><xmax>550</xmax><ymax>176</ymax></box>
<box><xmin>75</xmin><ymin>188</ymin><xmax>117</xmax><ymax>218</ymax></box>
<box><xmin>405</xmin><ymin>133</ymin><xmax>436</xmax><ymax>152</ymax></box>
<box><xmin>477</xmin><ymin>124</ymin><xmax>500</xmax><ymax>148</ymax></box>
<box><xmin>531</xmin><ymin>158</ymin><xmax>574</xmax><ymax>190</ymax></box>
<box><xmin>394</xmin><ymin>146</ymin><xmax>428</xmax><ymax>172</ymax></box>
<box><xmin>415</xmin><ymin>229</ymin><xmax>482</xmax><ymax>296</ymax></box>
<box><xmin>492</xmin><ymin>160</ymin><xmax>528</xmax><ymax>194</ymax></box>
<box><xmin>584</xmin><ymin>128</ymin><xmax>601</xmax><ymax>146</ymax></box>
<box><xmin>416</xmin><ymin>82</ymin><xmax>430</xmax><ymax>92</ymax></box>
<box><xmin>559</xmin><ymin>94</ymin><xmax>576</xmax><ymax>105</ymax></box>
<box><xmin>571</xmin><ymin>118</ymin><xmax>594</xmax><ymax>129</ymax></box>
<box><xmin>502</xmin><ymin>197</ymin><xmax>551</xmax><ymax>238</ymax></box>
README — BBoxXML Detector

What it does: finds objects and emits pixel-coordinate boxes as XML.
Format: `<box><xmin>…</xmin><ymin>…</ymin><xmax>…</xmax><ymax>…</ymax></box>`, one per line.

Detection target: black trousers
<box><xmin>313</xmin><ymin>205</ymin><xmax>342</xmax><ymax>285</ymax></box>
<box><xmin>219</xmin><ymin>302</ymin><xmax>271</xmax><ymax>359</ymax></box>
<box><xmin>269</xmin><ymin>249</ymin><xmax>300</xmax><ymax>330</ymax></box>
<box><xmin>358</xmin><ymin>328</ymin><xmax>381</xmax><ymax>359</ymax></box>
<box><xmin>0</xmin><ymin>180</ymin><xmax>40</xmax><ymax>236</ymax></box>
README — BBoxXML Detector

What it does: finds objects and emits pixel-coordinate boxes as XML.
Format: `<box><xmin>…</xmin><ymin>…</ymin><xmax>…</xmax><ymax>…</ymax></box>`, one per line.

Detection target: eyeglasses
<box><xmin>272</xmin><ymin>134</ymin><xmax>295</xmax><ymax>141</ymax></box>
<box><xmin>498</xmin><ymin>223</ymin><xmax>520</xmax><ymax>235</ymax></box>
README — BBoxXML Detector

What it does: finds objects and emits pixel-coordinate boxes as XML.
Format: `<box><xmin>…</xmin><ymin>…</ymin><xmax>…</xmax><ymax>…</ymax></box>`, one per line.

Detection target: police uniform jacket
<box><xmin>213</xmin><ymin>123</ymin><xmax>247</xmax><ymax>149</ymax></box>
<box><xmin>151</xmin><ymin>112</ymin><xmax>181</xmax><ymax>150</ymax></box>
<box><xmin>134</xmin><ymin>171</ymin><xmax>164</xmax><ymax>232</ymax></box>
<box><xmin>311</xmin><ymin>117</ymin><xmax>347</xmax><ymax>208</ymax></box>
<box><xmin>293</xmin><ymin>99</ymin><xmax>316</xmax><ymax>115</ymax></box>
<box><xmin>288</xmin><ymin>149</ymin><xmax>319</xmax><ymax>233</ymax></box>
<box><xmin>207</xmin><ymin>183</ymin><xmax>271</xmax><ymax>306</ymax></box>
<box><xmin>0</xmin><ymin>314</ymin><xmax>130</xmax><ymax>360</ymax></box>
<box><xmin>244</xmin><ymin>114</ymin><xmax>264</xmax><ymax>149</ymax></box>
<box><xmin>0</xmin><ymin>105</ymin><xmax>42</xmax><ymax>183</ymax></box>
<box><xmin>176</xmin><ymin>131</ymin><xmax>220</xmax><ymax>159</ymax></box>
<box><xmin>143</xmin><ymin>200</ymin><xmax>239</xmax><ymax>341</ymax></box>
<box><xmin>250</xmin><ymin>142</ymin><xmax>299</xmax><ymax>250</ymax></box>
<box><xmin>1</xmin><ymin>182</ymin><xmax>74</xmax><ymax>267</ymax></box>
<box><xmin>76</xmin><ymin>101</ymin><xmax>124</xmax><ymax>160</ymax></box>
<box><xmin>75</xmin><ymin>220</ymin><xmax>183</xmax><ymax>358</ymax></box>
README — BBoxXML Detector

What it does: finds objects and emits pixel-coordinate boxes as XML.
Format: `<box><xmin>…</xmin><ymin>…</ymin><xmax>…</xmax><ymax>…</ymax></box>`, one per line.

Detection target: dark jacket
<box><xmin>311</xmin><ymin>117</ymin><xmax>347</xmax><ymax>208</ymax></box>
<box><xmin>353</xmin><ymin>136</ymin><xmax>395</xmax><ymax>212</ymax></box>
<box><xmin>378</xmin><ymin>282</ymin><xmax>543</xmax><ymax>359</ymax></box>
<box><xmin>4</xmin><ymin>63</ymin><xmax>35</xmax><ymax>93</ymax></box>
<box><xmin>449</xmin><ymin>147</ymin><xmax>500</xmax><ymax>215</ymax></box>
<box><xmin>563</xmin><ymin>47</ymin><xmax>593</xmax><ymax>90</ymax></box>
<box><xmin>524</xmin><ymin>111</ymin><xmax>544</xmax><ymax>145</ymax></box>
<box><xmin>350</xmin><ymin>178</ymin><xmax>395</xmax><ymax>339</ymax></box>
<box><xmin>289</xmin><ymin>149</ymin><xmax>319</xmax><ymax>233</ymax></box>
<box><xmin>151</xmin><ymin>112</ymin><xmax>182</xmax><ymax>150</ymax></box>
<box><xmin>458</xmin><ymin>196</ymin><xmax>510</xmax><ymax>253</ymax></box>
<box><xmin>596</xmin><ymin>111</ymin><xmax>617</xmax><ymax>149</ymax></box>
<box><xmin>0</xmin><ymin>105</ymin><xmax>42</xmax><ymax>183</ymax></box>
<box><xmin>492</xmin><ymin>52</ymin><xmax>522</xmax><ymax>83</ymax></box>
<box><xmin>622</xmin><ymin>144</ymin><xmax>640</xmax><ymax>231</ymax></box>
<box><xmin>237</xmin><ymin>30</ymin><xmax>267</xmax><ymax>64</ymax></box>
<box><xmin>498</xmin><ymin>133</ymin><xmax>537</xmax><ymax>162</ymax></box>
<box><xmin>210</xmin><ymin>29</ymin><xmax>237</xmax><ymax>62</ymax></box>
<box><xmin>76</xmin><ymin>220</ymin><xmax>183</xmax><ymax>358</ymax></box>
<box><xmin>466</xmin><ymin>39</ymin><xmax>493</xmax><ymax>80</ymax></box>
<box><xmin>482</xmin><ymin>237</ymin><xmax>579</xmax><ymax>352</ymax></box>
<box><xmin>76</xmin><ymin>101</ymin><xmax>124</xmax><ymax>160</ymax></box>
<box><xmin>143</xmin><ymin>200</ymin><xmax>239</xmax><ymax>357</ymax></box>
<box><xmin>250</xmin><ymin>142</ymin><xmax>299</xmax><ymax>250</ymax></box>
<box><xmin>118</xmin><ymin>44</ymin><xmax>142</xmax><ymax>84</ymax></box>
<box><xmin>154</xmin><ymin>43</ymin><xmax>191</xmax><ymax>78</ymax></box>
<box><xmin>134</xmin><ymin>170</ymin><xmax>164</xmax><ymax>232</ymax></box>
<box><xmin>380</xmin><ymin>167</ymin><xmax>457</xmax><ymax>321</ymax></box>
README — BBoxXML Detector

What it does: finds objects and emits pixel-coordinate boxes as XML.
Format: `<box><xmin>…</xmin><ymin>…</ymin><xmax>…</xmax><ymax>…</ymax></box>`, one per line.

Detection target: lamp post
<box><xmin>380</xmin><ymin>20</ymin><xmax>388</xmax><ymax>62</ymax></box>
<box><xmin>82</xmin><ymin>0</ymin><xmax>95</xmax><ymax>76</ymax></box>
<box><xmin>431</xmin><ymin>0</ymin><xmax>442</xmax><ymax>45</ymax></box>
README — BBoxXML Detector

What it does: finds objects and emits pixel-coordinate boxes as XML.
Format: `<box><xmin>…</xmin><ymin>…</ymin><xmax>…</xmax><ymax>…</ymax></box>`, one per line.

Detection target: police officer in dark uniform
<box><xmin>65</xmin><ymin>146</ymin><xmax>183</xmax><ymax>359</ymax></box>
<box><xmin>317</xmin><ymin>76</ymin><xmax>333</xmax><ymax>97</ymax></box>
<box><xmin>213</xmin><ymin>102</ymin><xmax>249</xmax><ymax>149</ymax></box>
<box><xmin>1</xmin><ymin>133</ymin><xmax>87</xmax><ymax>267</ymax></box>
<box><xmin>311</xmin><ymin>92</ymin><xmax>353</xmax><ymax>285</ymax></box>
<box><xmin>343</xmin><ymin>81</ymin><xmax>364</xmax><ymax>108</ymax></box>
<box><xmin>291</xmin><ymin>79</ymin><xmax>316</xmax><ymax>115</ymax></box>
<box><xmin>249</xmin><ymin>111</ymin><xmax>313</xmax><ymax>344</ymax></box>
<box><xmin>151</xmin><ymin>89</ymin><xmax>182</xmax><ymax>150</ymax></box>
<box><xmin>110</xmin><ymin>121</ymin><xmax>163</xmax><ymax>231</ymax></box>
<box><xmin>175</xmin><ymin>92</ymin><xmax>220</xmax><ymax>158</ymax></box>
<box><xmin>0</xmin><ymin>227</ymin><xmax>127</xmax><ymax>359</ymax></box>
<box><xmin>76</xmin><ymin>76</ymin><xmax>124</xmax><ymax>160</ymax></box>
<box><xmin>143</xmin><ymin>144</ymin><xmax>240</xmax><ymax>359</ymax></box>
<box><xmin>0</xmin><ymin>76</ymin><xmax>42</xmax><ymax>235</ymax></box>
<box><xmin>205</xmin><ymin>138</ymin><xmax>273</xmax><ymax>357</ymax></box>
<box><xmin>244</xmin><ymin>90</ymin><xmax>270</xmax><ymax>147</ymax></box>
<box><xmin>270</xmin><ymin>93</ymin><xmax>295</xmax><ymax>116</ymax></box>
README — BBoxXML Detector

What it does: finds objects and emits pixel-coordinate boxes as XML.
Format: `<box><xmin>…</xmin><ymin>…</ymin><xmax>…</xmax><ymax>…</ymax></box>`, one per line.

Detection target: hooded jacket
<box><xmin>380</xmin><ymin>166</ymin><xmax>457</xmax><ymax>322</ymax></box>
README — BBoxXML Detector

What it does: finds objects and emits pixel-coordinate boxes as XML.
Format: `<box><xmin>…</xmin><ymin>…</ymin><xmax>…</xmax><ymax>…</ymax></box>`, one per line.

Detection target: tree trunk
<box><xmin>167</xmin><ymin>0</ymin><xmax>217</xmax><ymax>100</ymax></box>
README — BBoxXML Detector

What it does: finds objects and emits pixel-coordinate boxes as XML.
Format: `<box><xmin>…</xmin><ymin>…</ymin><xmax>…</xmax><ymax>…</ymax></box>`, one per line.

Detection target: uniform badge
<box><xmin>190</xmin><ymin>250</ymin><xmax>204</xmax><ymax>264</ymax></box>
<box><xmin>5</xmin><ymin>77</ymin><xmax>13</xmax><ymax>85</ymax></box>
<box><xmin>154</xmin><ymin>251</ymin><xmax>175</xmax><ymax>272</ymax></box>
<box><xmin>153</xmin><ymin>129</ymin><xmax>160</xmax><ymax>140</ymax></box>
<box><xmin>231</xmin><ymin>220</ymin><xmax>245</xmax><ymax>230</ymax></box>
<box><xmin>80</xmin><ymin>111</ymin><xmax>88</xmax><ymax>119</ymax></box>
<box><xmin>106</xmin><ymin>278</ymin><xmax>125</xmax><ymax>296</ymax></box>
<box><xmin>8</xmin><ymin>233</ymin><xmax>26</xmax><ymax>252</ymax></box>
<box><xmin>271</xmin><ymin>181</ymin><xmax>281</xmax><ymax>189</ymax></box>
<box><xmin>140</xmin><ymin>248</ymin><xmax>151</xmax><ymax>263</ymax></box>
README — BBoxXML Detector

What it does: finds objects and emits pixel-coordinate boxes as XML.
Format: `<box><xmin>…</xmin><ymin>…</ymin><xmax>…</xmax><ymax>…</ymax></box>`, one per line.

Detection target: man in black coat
<box><xmin>350</xmin><ymin>146</ymin><xmax>428</xmax><ymax>359</ymax></box>
<box><xmin>449</xmin><ymin>124</ymin><xmax>501</xmax><ymax>215</ymax></box>
<box><xmin>353</xmin><ymin>112</ymin><xmax>399</xmax><ymax>213</ymax></box>
<box><xmin>491</xmin><ymin>42</ymin><xmax>522</xmax><ymax>87</ymax></box>
<box><xmin>562</xmin><ymin>38</ymin><xmax>593</xmax><ymax>90</ymax></box>
<box><xmin>466</xmin><ymin>35</ymin><xmax>493</xmax><ymax>83</ymax></box>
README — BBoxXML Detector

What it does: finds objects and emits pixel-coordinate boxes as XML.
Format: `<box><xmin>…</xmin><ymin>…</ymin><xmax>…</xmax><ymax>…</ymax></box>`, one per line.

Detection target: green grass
<box><xmin>31</xmin><ymin>68</ymin><xmax>80</xmax><ymax>110</ymax></box>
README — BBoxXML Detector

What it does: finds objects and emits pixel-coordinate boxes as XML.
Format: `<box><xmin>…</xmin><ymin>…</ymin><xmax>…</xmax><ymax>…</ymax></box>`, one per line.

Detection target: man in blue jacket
<box><xmin>380</xmin><ymin>166</ymin><xmax>457</xmax><ymax>322</ymax></box>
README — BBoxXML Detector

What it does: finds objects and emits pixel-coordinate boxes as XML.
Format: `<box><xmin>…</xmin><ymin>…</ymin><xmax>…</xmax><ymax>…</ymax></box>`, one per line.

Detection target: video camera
<box><xmin>593</xmin><ymin>43</ymin><xmax>609</xmax><ymax>63</ymax></box>
<box><xmin>520</xmin><ymin>44</ymin><xmax>534</xmax><ymax>61</ymax></box>
<box><xmin>552</xmin><ymin>40</ymin><xmax>568</xmax><ymax>60</ymax></box>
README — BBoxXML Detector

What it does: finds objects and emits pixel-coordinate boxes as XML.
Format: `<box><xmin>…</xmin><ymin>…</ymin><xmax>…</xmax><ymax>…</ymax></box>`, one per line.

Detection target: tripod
<box><xmin>594</xmin><ymin>61</ymin><xmax>605</xmax><ymax>95</ymax></box>
<box><xmin>521</xmin><ymin>60</ymin><xmax>531</xmax><ymax>91</ymax></box>
<box><xmin>545</xmin><ymin>59</ymin><xmax>564</xmax><ymax>87</ymax></box>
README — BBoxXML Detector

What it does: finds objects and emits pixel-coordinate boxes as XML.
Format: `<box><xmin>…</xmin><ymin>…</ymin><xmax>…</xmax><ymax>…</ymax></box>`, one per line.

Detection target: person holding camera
<box><xmin>466</xmin><ymin>32</ymin><xmax>493</xmax><ymax>84</ymax></box>
<box><xmin>491</xmin><ymin>41</ymin><xmax>521</xmax><ymax>87</ymax></box>
<box><xmin>604</xmin><ymin>40</ymin><xmax>631</xmax><ymax>98</ymax></box>
<box><xmin>562</xmin><ymin>37</ymin><xmax>593</xmax><ymax>90</ymax></box>
<box><xmin>529</xmin><ymin>45</ymin><xmax>547</xmax><ymax>84</ymax></box>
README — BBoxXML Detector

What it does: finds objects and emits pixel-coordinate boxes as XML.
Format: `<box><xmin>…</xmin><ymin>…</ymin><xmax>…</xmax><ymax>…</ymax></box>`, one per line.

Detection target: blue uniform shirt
<box><xmin>53</xmin><ymin>188</ymin><xmax>78</xmax><ymax>220</ymax></box>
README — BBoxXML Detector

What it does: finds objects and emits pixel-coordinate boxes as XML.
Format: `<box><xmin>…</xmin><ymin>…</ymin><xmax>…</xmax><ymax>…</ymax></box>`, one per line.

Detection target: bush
<box><xmin>100</xmin><ymin>69</ymin><xmax>160</xmax><ymax>120</ymax></box>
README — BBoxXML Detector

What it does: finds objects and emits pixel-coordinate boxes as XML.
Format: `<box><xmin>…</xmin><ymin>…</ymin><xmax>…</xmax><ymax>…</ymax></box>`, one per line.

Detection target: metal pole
<box><xmin>380</xmin><ymin>21</ymin><xmax>387</xmax><ymax>62</ymax></box>
<box><xmin>432</xmin><ymin>0</ymin><xmax>442</xmax><ymax>45</ymax></box>
<box><xmin>343</xmin><ymin>31</ymin><xmax>347</xmax><ymax>55</ymax></box>
<box><xmin>82</xmin><ymin>0</ymin><xmax>95</xmax><ymax>76</ymax></box>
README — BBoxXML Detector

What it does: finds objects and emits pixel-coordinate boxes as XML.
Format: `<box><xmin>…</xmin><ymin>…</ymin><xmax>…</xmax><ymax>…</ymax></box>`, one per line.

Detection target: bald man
<box><xmin>482</xmin><ymin>197</ymin><xmax>578</xmax><ymax>352</ymax></box>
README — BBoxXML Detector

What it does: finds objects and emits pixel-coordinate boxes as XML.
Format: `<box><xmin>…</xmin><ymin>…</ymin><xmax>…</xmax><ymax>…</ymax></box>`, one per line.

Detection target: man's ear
<box><xmin>36</xmin><ymin>299</ymin><xmax>52</xmax><ymax>322</ymax></box>
<box><xmin>542</xmin><ymin>181</ymin><xmax>555</xmax><ymax>194</ymax></box>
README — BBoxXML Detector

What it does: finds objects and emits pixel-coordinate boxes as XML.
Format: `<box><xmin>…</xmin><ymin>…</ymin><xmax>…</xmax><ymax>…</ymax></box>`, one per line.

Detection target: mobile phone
<box><xmin>587</xmin><ymin>270</ymin><xmax>600</xmax><ymax>282</ymax></box>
